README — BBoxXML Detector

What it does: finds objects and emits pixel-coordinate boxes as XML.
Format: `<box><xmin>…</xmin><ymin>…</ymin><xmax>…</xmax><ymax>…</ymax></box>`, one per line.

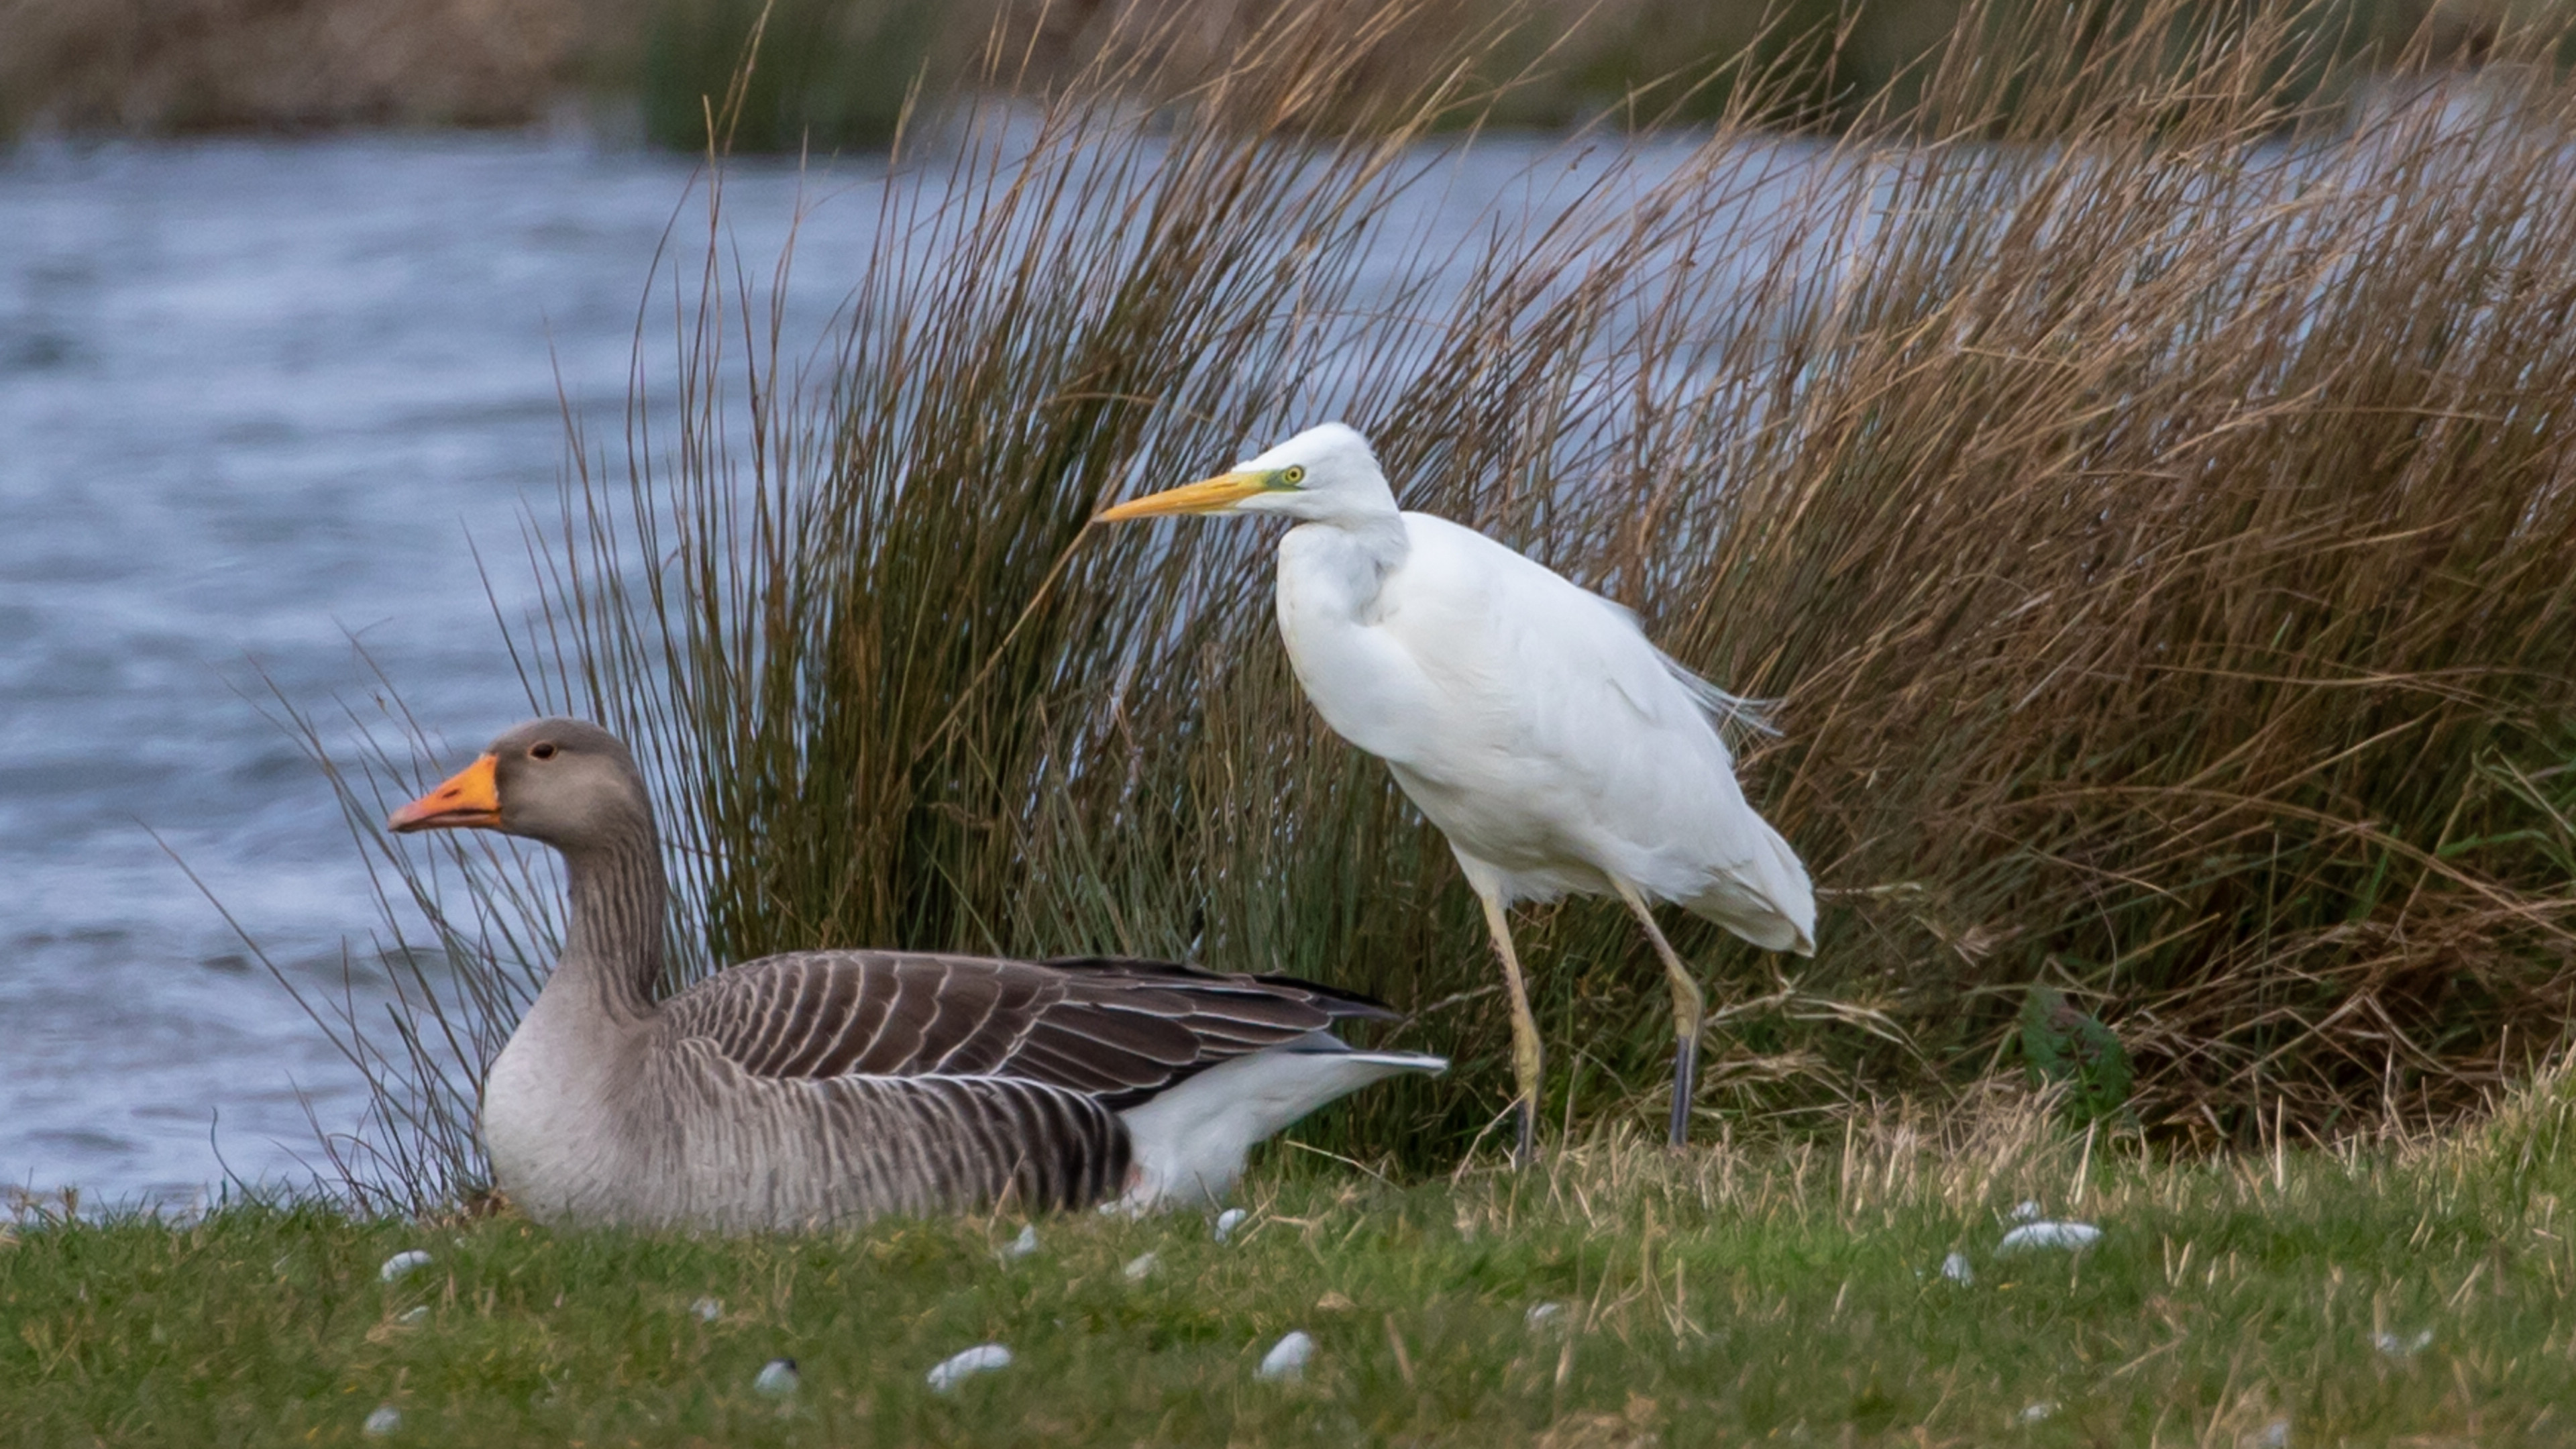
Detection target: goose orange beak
<box><xmin>1095</xmin><ymin>471</ymin><xmax>1271</xmax><ymax>521</ymax></box>
<box><xmin>388</xmin><ymin>754</ymin><xmax>502</xmax><ymax>833</ymax></box>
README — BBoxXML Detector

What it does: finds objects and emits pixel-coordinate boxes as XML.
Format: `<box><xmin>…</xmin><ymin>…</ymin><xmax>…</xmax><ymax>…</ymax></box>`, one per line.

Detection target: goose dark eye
<box><xmin>529</xmin><ymin>742</ymin><xmax>559</xmax><ymax>761</ymax></box>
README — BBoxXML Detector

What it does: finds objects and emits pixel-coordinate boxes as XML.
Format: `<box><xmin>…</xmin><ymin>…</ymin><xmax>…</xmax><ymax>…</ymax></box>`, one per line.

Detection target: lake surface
<box><xmin>4</xmin><ymin>125</ymin><xmax>1798</xmax><ymax>1210</ymax></box>
<box><xmin>0</xmin><ymin>133</ymin><xmax>912</xmax><ymax>1208</ymax></box>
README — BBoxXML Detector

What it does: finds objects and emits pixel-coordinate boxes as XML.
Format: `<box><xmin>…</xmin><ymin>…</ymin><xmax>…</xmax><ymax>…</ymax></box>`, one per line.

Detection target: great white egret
<box><xmin>1098</xmin><ymin>423</ymin><xmax>1814</xmax><ymax>1156</ymax></box>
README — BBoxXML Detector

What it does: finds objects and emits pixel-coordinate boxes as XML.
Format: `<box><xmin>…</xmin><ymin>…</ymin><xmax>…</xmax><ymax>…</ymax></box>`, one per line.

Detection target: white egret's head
<box><xmin>1097</xmin><ymin>423</ymin><xmax>1396</xmax><ymax>526</ymax></box>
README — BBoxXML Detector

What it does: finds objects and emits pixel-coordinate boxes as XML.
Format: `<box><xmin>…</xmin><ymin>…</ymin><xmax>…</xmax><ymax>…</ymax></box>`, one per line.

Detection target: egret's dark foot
<box><xmin>1666</xmin><ymin>1034</ymin><xmax>1700</xmax><ymax>1150</ymax></box>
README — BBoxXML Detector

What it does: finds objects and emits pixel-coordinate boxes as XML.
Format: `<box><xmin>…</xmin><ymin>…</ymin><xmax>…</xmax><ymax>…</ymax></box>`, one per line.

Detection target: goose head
<box><xmin>387</xmin><ymin>717</ymin><xmax>653</xmax><ymax>851</ymax></box>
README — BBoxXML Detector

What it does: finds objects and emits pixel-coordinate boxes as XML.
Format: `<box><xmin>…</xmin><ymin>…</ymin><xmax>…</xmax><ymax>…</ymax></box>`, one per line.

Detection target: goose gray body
<box><xmin>392</xmin><ymin>718</ymin><xmax>1443</xmax><ymax>1232</ymax></box>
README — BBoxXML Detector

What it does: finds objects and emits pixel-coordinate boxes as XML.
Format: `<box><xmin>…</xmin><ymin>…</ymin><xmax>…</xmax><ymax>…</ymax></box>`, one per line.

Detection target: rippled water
<box><xmin>0</xmin><ymin>134</ymin><xmax>902</xmax><ymax>1208</ymax></box>
<box><xmin>0</xmin><ymin>124</ymin><xmax>1831</xmax><ymax>1210</ymax></box>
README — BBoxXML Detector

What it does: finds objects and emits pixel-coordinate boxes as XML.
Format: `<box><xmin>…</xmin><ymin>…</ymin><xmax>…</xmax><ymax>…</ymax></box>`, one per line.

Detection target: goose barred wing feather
<box><xmin>654</xmin><ymin>1039</ymin><xmax>1130</xmax><ymax>1224</ymax></box>
<box><xmin>784</xmin><ymin>1070</ymin><xmax>1131</xmax><ymax>1217</ymax></box>
<box><xmin>655</xmin><ymin>951</ymin><xmax>1387</xmax><ymax>1108</ymax></box>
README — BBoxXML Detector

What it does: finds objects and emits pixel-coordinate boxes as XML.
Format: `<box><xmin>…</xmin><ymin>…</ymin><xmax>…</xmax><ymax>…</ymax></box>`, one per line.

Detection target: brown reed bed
<box><xmin>0</xmin><ymin>0</ymin><xmax>588</xmax><ymax>133</ymax></box>
<box><xmin>272</xmin><ymin>0</ymin><xmax>2576</xmax><ymax>1208</ymax></box>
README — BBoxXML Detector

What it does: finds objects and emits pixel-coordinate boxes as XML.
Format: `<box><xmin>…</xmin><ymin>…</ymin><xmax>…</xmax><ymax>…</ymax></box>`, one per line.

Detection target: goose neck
<box><xmin>556</xmin><ymin>820</ymin><xmax>667</xmax><ymax>1021</ymax></box>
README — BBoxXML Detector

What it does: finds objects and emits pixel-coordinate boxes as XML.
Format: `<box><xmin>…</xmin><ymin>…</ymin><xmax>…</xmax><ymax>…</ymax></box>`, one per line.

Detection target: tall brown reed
<box><xmin>310</xmin><ymin>0</ymin><xmax>2576</xmax><ymax>1206</ymax></box>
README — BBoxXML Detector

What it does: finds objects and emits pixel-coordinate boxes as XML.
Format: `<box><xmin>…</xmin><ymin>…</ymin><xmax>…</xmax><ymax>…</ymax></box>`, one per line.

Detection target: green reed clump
<box><xmin>639</xmin><ymin>0</ymin><xmax>949</xmax><ymax>152</ymax></box>
<box><xmin>301</xmin><ymin>0</ymin><xmax>2576</xmax><ymax>1208</ymax></box>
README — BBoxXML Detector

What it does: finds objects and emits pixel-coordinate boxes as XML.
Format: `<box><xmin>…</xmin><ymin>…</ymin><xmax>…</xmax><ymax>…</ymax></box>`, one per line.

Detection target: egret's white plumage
<box><xmin>1100</xmin><ymin>423</ymin><xmax>1814</xmax><ymax>1153</ymax></box>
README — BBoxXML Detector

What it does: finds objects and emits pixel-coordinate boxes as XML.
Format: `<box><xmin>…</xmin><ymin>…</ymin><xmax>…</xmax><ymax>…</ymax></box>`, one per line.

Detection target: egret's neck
<box><xmin>553</xmin><ymin>816</ymin><xmax>667</xmax><ymax>1024</ymax></box>
<box><xmin>1286</xmin><ymin>506</ymin><xmax>1410</xmax><ymax>609</ymax></box>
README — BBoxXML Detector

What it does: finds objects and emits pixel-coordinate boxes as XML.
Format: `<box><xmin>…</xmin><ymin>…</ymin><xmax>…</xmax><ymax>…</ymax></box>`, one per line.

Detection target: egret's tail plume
<box><xmin>1692</xmin><ymin>818</ymin><xmax>1818</xmax><ymax>955</ymax></box>
<box><xmin>1657</xmin><ymin>647</ymin><xmax>1782</xmax><ymax>739</ymax></box>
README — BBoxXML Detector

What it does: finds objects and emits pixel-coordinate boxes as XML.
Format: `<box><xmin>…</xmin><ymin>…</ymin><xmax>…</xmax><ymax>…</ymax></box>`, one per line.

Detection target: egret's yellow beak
<box><xmin>388</xmin><ymin>754</ymin><xmax>502</xmax><ymax>833</ymax></box>
<box><xmin>1096</xmin><ymin>471</ymin><xmax>1270</xmax><ymax>522</ymax></box>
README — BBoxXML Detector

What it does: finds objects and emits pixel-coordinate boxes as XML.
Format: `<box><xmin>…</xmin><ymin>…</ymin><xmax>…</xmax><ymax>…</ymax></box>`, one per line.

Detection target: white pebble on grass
<box><xmin>692</xmin><ymin>1297</ymin><xmax>723</xmax><ymax>1323</ymax></box>
<box><xmin>1123</xmin><ymin>1251</ymin><xmax>1159</xmax><ymax>1282</ymax></box>
<box><xmin>753</xmin><ymin>1358</ymin><xmax>799</xmax><ymax>1397</ymax></box>
<box><xmin>2254</xmin><ymin>1418</ymin><xmax>2290</xmax><ymax>1448</ymax></box>
<box><xmin>1996</xmin><ymin>1222</ymin><xmax>2102</xmax><ymax>1254</ymax></box>
<box><xmin>1941</xmin><ymin>1252</ymin><xmax>1976</xmax><ymax>1285</ymax></box>
<box><xmin>926</xmin><ymin>1344</ymin><xmax>1014</xmax><ymax>1392</ymax></box>
<box><xmin>1256</xmin><ymin>1330</ymin><xmax>1315</xmax><ymax>1383</ymax></box>
<box><xmin>378</xmin><ymin>1250</ymin><xmax>433</xmax><ymax>1283</ymax></box>
<box><xmin>1006</xmin><ymin>1225</ymin><xmax>1041</xmax><ymax>1260</ymax></box>
<box><xmin>2372</xmin><ymin>1329</ymin><xmax>2433</xmax><ymax>1359</ymax></box>
<box><xmin>1214</xmin><ymin>1208</ymin><xmax>1248</xmax><ymax>1243</ymax></box>
<box><xmin>2019</xmin><ymin>1401</ymin><xmax>2056</xmax><ymax>1424</ymax></box>
<box><xmin>1525</xmin><ymin>1302</ymin><xmax>1567</xmax><ymax>1332</ymax></box>
<box><xmin>362</xmin><ymin>1405</ymin><xmax>401</xmax><ymax>1436</ymax></box>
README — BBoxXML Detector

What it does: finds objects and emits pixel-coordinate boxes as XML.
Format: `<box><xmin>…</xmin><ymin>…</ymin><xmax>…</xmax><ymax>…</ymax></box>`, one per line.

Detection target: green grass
<box><xmin>10</xmin><ymin>1081</ymin><xmax>2576</xmax><ymax>1444</ymax></box>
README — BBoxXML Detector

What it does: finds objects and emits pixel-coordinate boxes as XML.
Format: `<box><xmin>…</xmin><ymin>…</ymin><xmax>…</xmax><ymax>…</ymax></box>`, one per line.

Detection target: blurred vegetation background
<box><xmin>0</xmin><ymin>0</ymin><xmax>2548</xmax><ymax>146</ymax></box>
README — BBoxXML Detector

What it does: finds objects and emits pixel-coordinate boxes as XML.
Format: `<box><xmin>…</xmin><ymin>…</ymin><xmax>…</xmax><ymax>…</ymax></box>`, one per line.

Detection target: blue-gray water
<box><xmin>0</xmin><ymin>124</ymin><xmax>1837</xmax><ymax>1210</ymax></box>
<box><xmin>0</xmin><ymin>134</ymin><xmax>902</xmax><ymax>1208</ymax></box>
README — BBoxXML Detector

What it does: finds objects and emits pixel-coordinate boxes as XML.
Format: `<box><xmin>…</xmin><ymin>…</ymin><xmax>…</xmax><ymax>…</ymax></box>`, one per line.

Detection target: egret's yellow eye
<box><xmin>1281</xmin><ymin>466</ymin><xmax>1307</xmax><ymax>486</ymax></box>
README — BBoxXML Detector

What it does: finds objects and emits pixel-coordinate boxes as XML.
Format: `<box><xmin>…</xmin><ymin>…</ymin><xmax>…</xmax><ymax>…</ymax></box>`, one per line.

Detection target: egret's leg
<box><xmin>1473</xmin><ymin>885</ymin><xmax>1544</xmax><ymax>1165</ymax></box>
<box><xmin>1614</xmin><ymin>881</ymin><xmax>1704</xmax><ymax>1149</ymax></box>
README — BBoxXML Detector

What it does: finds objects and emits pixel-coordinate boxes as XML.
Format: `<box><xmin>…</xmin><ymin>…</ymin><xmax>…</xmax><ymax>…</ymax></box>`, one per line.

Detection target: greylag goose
<box><xmin>387</xmin><ymin>717</ymin><xmax>1444</xmax><ymax>1231</ymax></box>
<box><xmin>1099</xmin><ymin>423</ymin><xmax>1813</xmax><ymax>1157</ymax></box>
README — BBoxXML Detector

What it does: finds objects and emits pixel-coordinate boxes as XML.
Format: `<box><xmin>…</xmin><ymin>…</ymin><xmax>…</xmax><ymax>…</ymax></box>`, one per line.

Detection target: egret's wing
<box><xmin>1558</xmin><ymin>568</ymin><xmax>1780</xmax><ymax>737</ymax></box>
<box><xmin>655</xmin><ymin>952</ymin><xmax>1388</xmax><ymax>1108</ymax></box>
<box><xmin>1375</xmin><ymin>515</ymin><xmax>1814</xmax><ymax>947</ymax></box>
<box><xmin>1385</xmin><ymin>515</ymin><xmax>1746</xmax><ymax>769</ymax></box>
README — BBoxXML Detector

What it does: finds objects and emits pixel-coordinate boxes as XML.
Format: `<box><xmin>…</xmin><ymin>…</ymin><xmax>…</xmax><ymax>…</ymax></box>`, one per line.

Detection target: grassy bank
<box><xmin>7</xmin><ymin>1083</ymin><xmax>2575</xmax><ymax>1444</ymax></box>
